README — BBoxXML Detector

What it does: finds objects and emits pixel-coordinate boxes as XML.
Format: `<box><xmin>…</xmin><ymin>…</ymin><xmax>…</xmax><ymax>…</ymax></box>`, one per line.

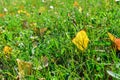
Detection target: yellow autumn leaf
<box><xmin>16</xmin><ymin>59</ymin><xmax>32</xmax><ymax>78</ymax></box>
<box><xmin>73</xmin><ymin>1</ymin><xmax>79</xmax><ymax>7</ymax></box>
<box><xmin>3</xmin><ymin>46</ymin><xmax>12</xmax><ymax>55</ymax></box>
<box><xmin>107</xmin><ymin>32</ymin><xmax>120</xmax><ymax>51</ymax></box>
<box><xmin>18</xmin><ymin>10</ymin><xmax>30</xmax><ymax>17</ymax></box>
<box><xmin>107</xmin><ymin>32</ymin><xmax>116</xmax><ymax>42</ymax></box>
<box><xmin>72</xmin><ymin>30</ymin><xmax>89</xmax><ymax>51</ymax></box>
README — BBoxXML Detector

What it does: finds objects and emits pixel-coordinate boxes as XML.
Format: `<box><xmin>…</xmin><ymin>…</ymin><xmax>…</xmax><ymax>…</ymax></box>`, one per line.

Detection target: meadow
<box><xmin>0</xmin><ymin>0</ymin><xmax>120</xmax><ymax>80</ymax></box>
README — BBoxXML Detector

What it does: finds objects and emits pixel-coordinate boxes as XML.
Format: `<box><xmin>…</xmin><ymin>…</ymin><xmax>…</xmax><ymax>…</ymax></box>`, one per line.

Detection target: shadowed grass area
<box><xmin>0</xmin><ymin>0</ymin><xmax>120</xmax><ymax>80</ymax></box>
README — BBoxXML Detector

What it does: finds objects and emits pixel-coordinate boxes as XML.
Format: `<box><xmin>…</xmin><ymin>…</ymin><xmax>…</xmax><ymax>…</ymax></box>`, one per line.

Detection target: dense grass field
<box><xmin>0</xmin><ymin>0</ymin><xmax>120</xmax><ymax>80</ymax></box>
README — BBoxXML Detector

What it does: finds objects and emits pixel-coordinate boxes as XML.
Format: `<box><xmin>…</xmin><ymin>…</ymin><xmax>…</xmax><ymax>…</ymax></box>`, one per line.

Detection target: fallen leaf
<box><xmin>73</xmin><ymin>1</ymin><xmax>82</xmax><ymax>13</ymax></box>
<box><xmin>30</xmin><ymin>22</ymin><xmax>37</xmax><ymax>27</ymax></box>
<box><xmin>72</xmin><ymin>30</ymin><xmax>89</xmax><ymax>51</ymax></box>
<box><xmin>0</xmin><ymin>14</ymin><xmax>4</xmax><ymax>17</ymax></box>
<box><xmin>40</xmin><ymin>56</ymin><xmax>48</xmax><ymax>68</ymax></box>
<box><xmin>40</xmin><ymin>28</ymin><xmax>48</xmax><ymax>35</ymax></box>
<box><xmin>33</xmin><ymin>56</ymin><xmax>48</xmax><ymax>70</ymax></box>
<box><xmin>33</xmin><ymin>27</ymin><xmax>48</xmax><ymax>36</ymax></box>
<box><xmin>107</xmin><ymin>32</ymin><xmax>120</xmax><ymax>50</ymax></box>
<box><xmin>115</xmin><ymin>38</ymin><xmax>120</xmax><ymax>50</ymax></box>
<box><xmin>3</xmin><ymin>46</ymin><xmax>12</xmax><ymax>55</ymax></box>
<box><xmin>107</xmin><ymin>70</ymin><xmax>120</xmax><ymax>79</ymax></box>
<box><xmin>73</xmin><ymin>1</ymin><xmax>79</xmax><ymax>7</ymax></box>
<box><xmin>107</xmin><ymin>32</ymin><xmax>116</xmax><ymax>42</ymax></box>
<box><xmin>16</xmin><ymin>59</ymin><xmax>32</xmax><ymax>78</ymax></box>
<box><xmin>18</xmin><ymin>10</ymin><xmax>30</xmax><ymax>16</ymax></box>
<box><xmin>22</xmin><ymin>20</ymin><xmax>29</xmax><ymax>29</ymax></box>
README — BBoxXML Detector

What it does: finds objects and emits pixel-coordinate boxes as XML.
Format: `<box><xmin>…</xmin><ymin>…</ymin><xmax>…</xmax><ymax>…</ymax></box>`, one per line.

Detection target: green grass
<box><xmin>0</xmin><ymin>0</ymin><xmax>120</xmax><ymax>80</ymax></box>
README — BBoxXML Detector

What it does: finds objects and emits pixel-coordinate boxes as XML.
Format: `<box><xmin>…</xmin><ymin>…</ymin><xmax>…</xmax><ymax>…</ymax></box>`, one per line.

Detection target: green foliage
<box><xmin>0</xmin><ymin>0</ymin><xmax>120</xmax><ymax>80</ymax></box>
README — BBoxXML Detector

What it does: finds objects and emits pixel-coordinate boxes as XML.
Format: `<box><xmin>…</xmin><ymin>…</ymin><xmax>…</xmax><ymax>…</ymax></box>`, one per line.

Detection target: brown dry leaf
<box><xmin>107</xmin><ymin>32</ymin><xmax>116</xmax><ymax>42</ymax></box>
<box><xmin>16</xmin><ymin>59</ymin><xmax>32</xmax><ymax>78</ymax></box>
<box><xmin>73</xmin><ymin>1</ymin><xmax>79</xmax><ymax>7</ymax></box>
<box><xmin>22</xmin><ymin>20</ymin><xmax>29</xmax><ymax>29</ymax></box>
<box><xmin>0</xmin><ymin>14</ymin><xmax>4</xmax><ymax>17</ymax></box>
<box><xmin>33</xmin><ymin>27</ymin><xmax>48</xmax><ymax>36</ymax></box>
<box><xmin>72</xmin><ymin>30</ymin><xmax>89</xmax><ymax>51</ymax></box>
<box><xmin>108</xmin><ymin>32</ymin><xmax>120</xmax><ymax>50</ymax></box>
<box><xmin>34</xmin><ymin>56</ymin><xmax>48</xmax><ymax>70</ymax></box>
<box><xmin>3</xmin><ymin>46</ymin><xmax>12</xmax><ymax>55</ymax></box>
<box><xmin>73</xmin><ymin>1</ymin><xmax>82</xmax><ymax>13</ymax></box>
<box><xmin>19</xmin><ymin>6</ymin><xmax>24</xmax><ymax>9</ymax></box>
<box><xmin>40</xmin><ymin>28</ymin><xmax>48</xmax><ymax>35</ymax></box>
<box><xmin>40</xmin><ymin>56</ymin><xmax>48</xmax><ymax>68</ymax></box>
<box><xmin>115</xmin><ymin>38</ymin><xmax>120</xmax><ymax>50</ymax></box>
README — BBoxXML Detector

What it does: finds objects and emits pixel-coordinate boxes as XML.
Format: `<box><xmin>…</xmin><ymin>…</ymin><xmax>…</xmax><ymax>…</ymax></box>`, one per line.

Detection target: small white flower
<box><xmin>42</xmin><ymin>0</ymin><xmax>45</xmax><ymax>2</ymax></box>
<box><xmin>30</xmin><ymin>36</ymin><xmax>38</xmax><ymax>40</ymax></box>
<box><xmin>18</xmin><ymin>43</ymin><xmax>24</xmax><ymax>47</ymax></box>
<box><xmin>4</xmin><ymin>8</ymin><xmax>8</xmax><ymax>12</ymax></box>
<box><xmin>50</xmin><ymin>6</ymin><xmax>54</xmax><ymax>9</ymax></box>
<box><xmin>86</xmin><ymin>13</ymin><xmax>89</xmax><ymax>16</ymax></box>
<box><xmin>115</xmin><ymin>0</ymin><xmax>120</xmax><ymax>2</ymax></box>
<box><xmin>97</xmin><ymin>57</ymin><xmax>100</xmax><ymax>61</ymax></box>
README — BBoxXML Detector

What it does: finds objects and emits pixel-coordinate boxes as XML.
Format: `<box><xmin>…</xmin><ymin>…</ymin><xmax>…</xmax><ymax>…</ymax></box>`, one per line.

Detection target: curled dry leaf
<box><xmin>40</xmin><ymin>56</ymin><xmax>48</xmax><ymax>68</ymax></box>
<box><xmin>115</xmin><ymin>38</ymin><xmax>120</xmax><ymax>50</ymax></box>
<box><xmin>16</xmin><ymin>59</ymin><xmax>32</xmax><ymax>78</ymax></box>
<box><xmin>33</xmin><ymin>56</ymin><xmax>48</xmax><ymax>70</ymax></box>
<box><xmin>40</xmin><ymin>28</ymin><xmax>48</xmax><ymax>35</ymax></box>
<box><xmin>38</xmin><ymin>56</ymin><xmax>48</xmax><ymax>70</ymax></box>
<box><xmin>33</xmin><ymin>27</ymin><xmax>48</xmax><ymax>36</ymax></box>
<box><xmin>107</xmin><ymin>32</ymin><xmax>120</xmax><ymax>50</ymax></box>
<box><xmin>22</xmin><ymin>20</ymin><xmax>29</xmax><ymax>29</ymax></box>
<box><xmin>72</xmin><ymin>30</ymin><xmax>89</xmax><ymax>51</ymax></box>
<box><xmin>107</xmin><ymin>70</ymin><xmax>120</xmax><ymax>79</ymax></box>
